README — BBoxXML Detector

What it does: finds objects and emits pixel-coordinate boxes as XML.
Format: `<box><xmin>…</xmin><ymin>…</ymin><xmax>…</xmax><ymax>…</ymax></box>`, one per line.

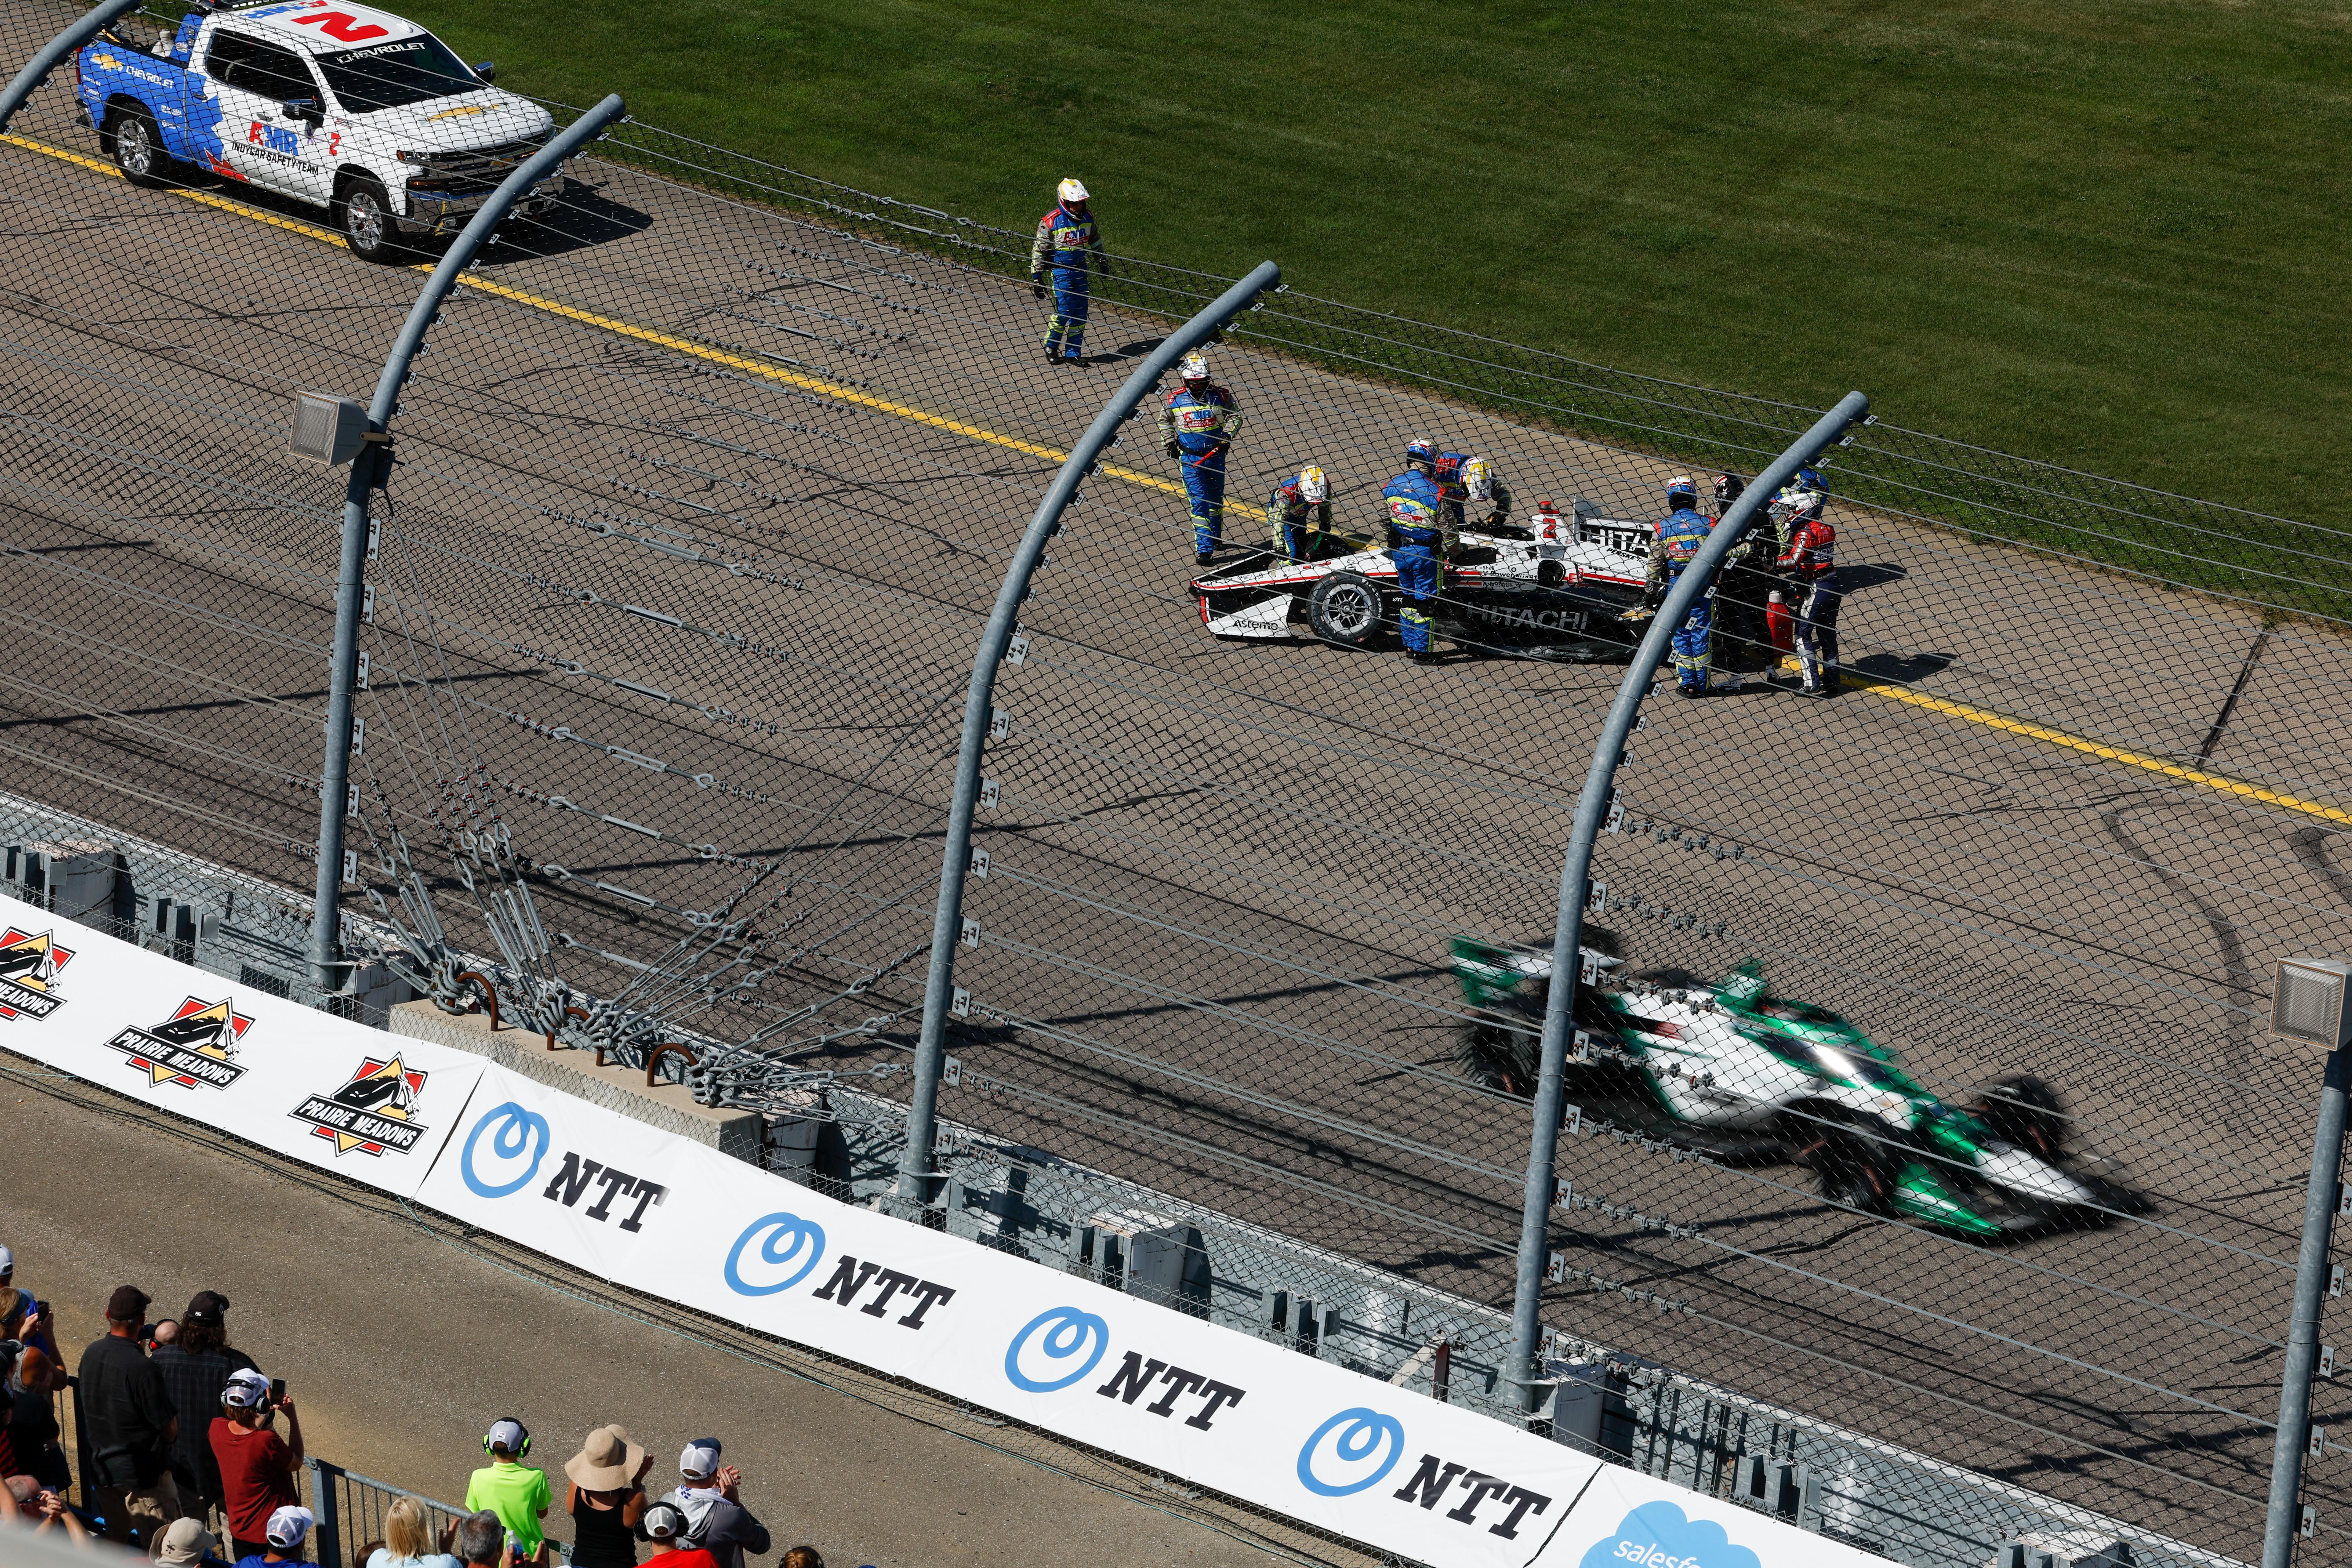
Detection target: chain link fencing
<box><xmin>3</xmin><ymin>1</ymin><xmax>2348</xmax><ymax>1563</ymax></box>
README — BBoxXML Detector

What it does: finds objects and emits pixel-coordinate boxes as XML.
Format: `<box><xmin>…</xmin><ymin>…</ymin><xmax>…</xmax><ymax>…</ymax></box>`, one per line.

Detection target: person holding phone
<box><xmin>156</xmin><ymin>1290</ymin><xmax>258</xmax><ymax>1524</ymax></box>
<box><xmin>211</xmin><ymin>1368</ymin><xmax>303</xmax><ymax>1560</ymax></box>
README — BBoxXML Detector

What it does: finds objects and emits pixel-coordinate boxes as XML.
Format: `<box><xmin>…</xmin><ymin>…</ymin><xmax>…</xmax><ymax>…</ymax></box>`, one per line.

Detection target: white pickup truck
<box><xmin>75</xmin><ymin>0</ymin><xmax>560</xmax><ymax>260</ymax></box>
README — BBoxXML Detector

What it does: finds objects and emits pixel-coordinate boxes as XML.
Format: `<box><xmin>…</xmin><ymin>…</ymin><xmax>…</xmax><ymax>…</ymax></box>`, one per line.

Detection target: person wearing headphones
<box><xmin>465</xmin><ymin>1419</ymin><xmax>552</xmax><ymax>1566</ymax></box>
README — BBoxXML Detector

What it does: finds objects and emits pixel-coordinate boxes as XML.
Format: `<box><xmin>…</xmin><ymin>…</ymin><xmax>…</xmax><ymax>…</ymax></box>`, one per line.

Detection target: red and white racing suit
<box><xmin>1776</xmin><ymin>516</ymin><xmax>1841</xmax><ymax>693</ymax></box>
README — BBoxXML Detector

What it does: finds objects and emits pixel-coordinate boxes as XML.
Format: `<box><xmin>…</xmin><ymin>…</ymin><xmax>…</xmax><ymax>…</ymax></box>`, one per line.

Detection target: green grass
<box><xmin>391</xmin><ymin>0</ymin><xmax>2352</xmax><ymax>530</ymax></box>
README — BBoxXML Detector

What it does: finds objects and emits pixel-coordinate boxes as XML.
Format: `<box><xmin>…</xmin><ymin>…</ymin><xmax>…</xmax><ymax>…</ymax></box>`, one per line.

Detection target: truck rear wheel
<box><xmin>105</xmin><ymin>107</ymin><xmax>171</xmax><ymax>190</ymax></box>
<box><xmin>335</xmin><ymin>175</ymin><xmax>403</xmax><ymax>264</ymax></box>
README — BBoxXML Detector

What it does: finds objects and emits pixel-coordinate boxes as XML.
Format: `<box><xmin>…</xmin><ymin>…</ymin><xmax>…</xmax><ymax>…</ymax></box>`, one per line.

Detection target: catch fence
<box><xmin>0</xmin><ymin>0</ymin><xmax>2347</xmax><ymax>1563</ymax></box>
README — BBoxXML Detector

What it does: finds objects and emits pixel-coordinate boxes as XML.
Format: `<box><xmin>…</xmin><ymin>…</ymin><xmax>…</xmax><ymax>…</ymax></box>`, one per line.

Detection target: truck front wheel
<box><xmin>105</xmin><ymin>107</ymin><xmax>171</xmax><ymax>190</ymax></box>
<box><xmin>335</xmin><ymin>175</ymin><xmax>403</xmax><ymax>263</ymax></box>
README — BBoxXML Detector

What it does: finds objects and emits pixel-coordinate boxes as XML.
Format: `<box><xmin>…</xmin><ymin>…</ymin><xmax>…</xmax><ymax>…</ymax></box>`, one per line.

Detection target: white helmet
<box><xmin>1057</xmin><ymin>178</ymin><xmax>1089</xmax><ymax>204</ymax></box>
<box><xmin>1461</xmin><ymin>457</ymin><xmax>1495</xmax><ymax>503</ymax></box>
<box><xmin>1298</xmin><ymin>466</ymin><xmax>1328</xmax><ymax>504</ymax></box>
<box><xmin>1178</xmin><ymin>352</ymin><xmax>1210</xmax><ymax>381</ymax></box>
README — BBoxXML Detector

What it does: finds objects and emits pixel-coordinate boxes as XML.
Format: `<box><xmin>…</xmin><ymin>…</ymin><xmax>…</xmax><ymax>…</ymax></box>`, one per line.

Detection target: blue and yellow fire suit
<box><xmin>1646</xmin><ymin>505</ymin><xmax>1716</xmax><ymax>692</ymax></box>
<box><xmin>1382</xmin><ymin>470</ymin><xmax>1451</xmax><ymax>655</ymax></box>
<box><xmin>1432</xmin><ymin>451</ymin><xmax>1514</xmax><ymax>533</ymax></box>
<box><xmin>1158</xmin><ymin>383</ymin><xmax>1243</xmax><ymax>554</ymax></box>
<box><xmin>1269</xmin><ymin>472</ymin><xmax>1334</xmax><ymax>560</ymax></box>
<box><xmin>1029</xmin><ymin>203</ymin><xmax>1106</xmax><ymax>360</ymax></box>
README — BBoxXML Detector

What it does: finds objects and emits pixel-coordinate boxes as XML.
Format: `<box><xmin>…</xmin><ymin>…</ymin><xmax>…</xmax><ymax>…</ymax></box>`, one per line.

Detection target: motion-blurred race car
<box><xmin>1187</xmin><ymin>500</ymin><xmax>1653</xmax><ymax>661</ymax></box>
<box><xmin>1448</xmin><ymin>935</ymin><xmax>2149</xmax><ymax>1238</ymax></box>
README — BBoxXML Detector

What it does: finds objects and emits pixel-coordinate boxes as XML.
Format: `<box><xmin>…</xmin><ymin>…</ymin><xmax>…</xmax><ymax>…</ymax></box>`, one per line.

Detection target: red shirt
<box><xmin>210</xmin><ymin>1416</ymin><xmax>296</xmax><ymax>1544</ymax></box>
<box><xmin>649</xmin><ymin>1551</ymin><xmax>720</xmax><ymax>1568</ymax></box>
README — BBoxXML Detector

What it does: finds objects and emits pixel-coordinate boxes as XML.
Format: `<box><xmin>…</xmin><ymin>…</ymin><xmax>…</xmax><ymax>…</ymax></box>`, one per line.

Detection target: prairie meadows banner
<box><xmin>5</xmin><ymin>897</ymin><xmax>1886</xmax><ymax>1568</ymax></box>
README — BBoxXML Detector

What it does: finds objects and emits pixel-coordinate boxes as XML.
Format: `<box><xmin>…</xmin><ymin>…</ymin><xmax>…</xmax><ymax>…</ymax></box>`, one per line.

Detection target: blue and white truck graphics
<box><xmin>75</xmin><ymin>0</ymin><xmax>559</xmax><ymax>259</ymax></box>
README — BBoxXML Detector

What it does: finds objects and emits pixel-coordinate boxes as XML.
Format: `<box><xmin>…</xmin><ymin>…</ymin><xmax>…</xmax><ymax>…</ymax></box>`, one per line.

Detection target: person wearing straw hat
<box><xmin>564</xmin><ymin>1425</ymin><xmax>652</xmax><ymax>1568</ymax></box>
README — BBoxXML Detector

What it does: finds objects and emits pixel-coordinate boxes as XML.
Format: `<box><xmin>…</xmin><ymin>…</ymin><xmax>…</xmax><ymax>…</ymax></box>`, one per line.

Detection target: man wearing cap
<box><xmin>1029</xmin><ymin>178</ymin><xmax>1108</xmax><ymax>365</ymax></box>
<box><xmin>2</xmin><ymin>1247</ymin><xmax>56</xmax><ymax>1367</ymax></box>
<box><xmin>158</xmin><ymin>1517</ymin><xmax>225</xmax><ymax>1568</ymax></box>
<box><xmin>467</xmin><ymin>1419</ymin><xmax>552</xmax><ymax>1565</ymax></box>
<box><xmin>157</xmin><ymin>1290</ymin><xmax>258</xmax><ymax>1525</ymax></box>
<box><xmin>213</xmin><ymin>1368</ymin><xmax>302</xmax><ymax>1560</ymax></box>
<box><xmin>638</xmin><ymin>1502</ymin><xmax>721</xmax><ymax>1568</ymax></box>
<box><xmin>234</xmin><ymin>1504</ymin><xmax>319</xmax><ymax>1568</ymax></box>
<box><xmin>78</xmin><ymin>1283</ymin><xmax>184</xmax><ymax>1548</ymax></box>
<box><xmin>661</xmin><ymin>1441</ymin><xmax>770</xmax><ymax>1568</ymax></box>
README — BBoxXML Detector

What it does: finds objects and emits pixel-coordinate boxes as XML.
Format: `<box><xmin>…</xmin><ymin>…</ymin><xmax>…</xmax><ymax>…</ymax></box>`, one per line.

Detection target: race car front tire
<box><xmin>1308</xmin><ymin>572</ymin><xmax>1386</xmax><ymax>649</ymax></box>
<box><xmin>1974</xmin><ymin>1074</ymin><xmax>2069</xmax><ymax>1164</ymax></box>
<box><xmin>1787</xmin><ymin>1103</ymin><xmax>1903</xmax><ymax>1215</ymax></box>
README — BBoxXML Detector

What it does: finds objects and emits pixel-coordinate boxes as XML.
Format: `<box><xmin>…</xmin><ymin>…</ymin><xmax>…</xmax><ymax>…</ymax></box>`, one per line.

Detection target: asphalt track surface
<box><xmin>3</xmin><ymin>5</ymin><xmax>2350</xmax><ymax>1557</ymax></box>
<box><xmin>0</xmin><ymin>1056</ymin><xmax>1329</xmax><ymax>1568</ymax></box>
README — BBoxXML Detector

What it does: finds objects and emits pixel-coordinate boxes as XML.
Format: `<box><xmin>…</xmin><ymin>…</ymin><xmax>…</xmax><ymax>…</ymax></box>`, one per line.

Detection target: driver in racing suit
<box><xmin>1268</xmin><ymin>466</ymin><xmax>1334</xmax><ymax>561</ymax></box>
<box><xmin>1382</xmin><ymin>463</ymin><xmax>1452</xmax><ymax>664</ymax></box>
<box><xmin>1644</xmin><ymin>477</ymin><xmax>1717</xmax><ymax>696</ymax></box>
<box><xmin>1775</xmin><ymin>487</ymin><xmax>1841</xmax><ymax>695</ymax></box>
<box><xmin>1159</xmin><ymin>352</ymin><xmax>1243</xmax><ymax>564</ymax></box>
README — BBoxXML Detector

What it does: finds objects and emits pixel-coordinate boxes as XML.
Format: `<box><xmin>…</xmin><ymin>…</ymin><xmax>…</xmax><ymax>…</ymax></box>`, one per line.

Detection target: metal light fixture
<box><xmin>289</xmin><ymin>391</ymin><xmax>367</xmax><ymax>466</ymax></box>
<box><xmin>2273</xmin><ymin>959</ymin><xmax>2352</xmax><ymax>1051</ymax></box>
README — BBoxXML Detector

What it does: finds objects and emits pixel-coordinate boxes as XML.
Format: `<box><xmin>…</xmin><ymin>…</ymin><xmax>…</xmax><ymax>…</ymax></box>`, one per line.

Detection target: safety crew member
<box><xmin>1711</xmin><ymin>471</ymin><xmax>1776</xmax><ymax>671</ymax></box>
<box><xmin>1159</xmin><ymin>352</ymin><xmax>1243</xmax><ymax>563</ymax></box>
<box><xmin>1775</xmin><ymin>486</ymin><xmax>1841</xmax><ymax>695</ymax></box>
<box><xmin>1382</xmin><ymin>462</ymin><xmax>1452</xmax><ymax>664</ymax></box>
<box><xmin>1407</xmin><ymin>441</ymin><xmax>1516</xmax><ymax>534</ymax></box>
<box><xmin>1644</xmin><ymin>476</ymin><xmax>1717</xmax><ymax>696</ymax></box>
<box><xmin>1268</xmin><ymin>466</ymin><xmax>1333</xmax><ymax>561</ymax></box>
<box><xmin>1030</xmin><ymin>178</ymin><xmax>1108</xmax><ymax>365</ymax></box>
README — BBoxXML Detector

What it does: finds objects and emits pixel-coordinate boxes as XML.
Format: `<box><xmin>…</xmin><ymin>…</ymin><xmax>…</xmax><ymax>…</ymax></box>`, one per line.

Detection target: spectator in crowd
<box><xmin>78</xmin><ymin>1283</ymin><xmax>183</xmax><ymax>1548</ymax></box>
<box><xmin>355</xmin><ymin>1542</ymin><xmax>385</xmax><ymax>1568</ymax></box>
<box><xmin>563</xmin><ymin>1425</ymin><xmax>649</xmax><ymax>1568</ymax></box>
<box><xmin>212</xmin><ymin>1368</ymin><xmax>303</xmax><ymax>1561</ymax></box>
<box><xmin>5</xmin><ymin>1474</ymin><xmax>90</xmax><ymax>1545</ymax></box>
<box><xmin>453</xmin><ymin>1512</ymin><xmax>508</xmax><ymax>1568</ymax></box>
<box><xmin>661</xmin><ymin>1443</ymin><xmax>768</xmax><ymax>1568</ymax></box>
<box><xmin>638</xmin><ymin>1504</ymin><xmax>717</xmax><ymax>1568</ymax></box>
<box><xmin>366</xmin><ymin>1497</ymin><xmax>462</xmax><ymax>1568</ymax></box>
<box><xmin>9</xmin><ymin>1340</ymin><xmax>71</xmax><ymax>1491</ymax></box>
<box><xmin>781</xmin><ymin>1550</ymin><xmax>822</xmax><ymax>1568</ymax></box>
<box><xmin>156</xmin><ymin>1291</ymin><xmax>258</xmax><ymax>1524</ymax></box>
<box><xmin>465</xmin><ymin>1420</ymin><xmax>550</xmax><ymax>1566</ymax></box>
<box><xmin>160</xmin><ymin>1517</ymin><xmax>232</xmax><ymax>1568</ymax></box>
<box><xmin>236</xmin><ymin>1504</ymin><xmax>319</xmax><ymax>1568</ymax></box>
<box><xmin>150</xmin><ymin>1322</ymin><xmax>181</xmax><ymax>1350</ymax></box>
<box><xmin>0</xmin><ymin>1335</ymin><xmax>21</xmax><ymax>1480</ymax></box>
<box><xmin>0</xmin><ymin>1250</ymin><xmax>59</xmax><ymax>1366</ymax></box>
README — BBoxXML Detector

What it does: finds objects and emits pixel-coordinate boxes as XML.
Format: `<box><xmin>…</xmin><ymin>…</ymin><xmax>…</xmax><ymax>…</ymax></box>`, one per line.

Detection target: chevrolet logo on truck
<box><xmin>78</xmin><ymin>0</ymin><xmax>561</xmax><ymax>261</ymax></box>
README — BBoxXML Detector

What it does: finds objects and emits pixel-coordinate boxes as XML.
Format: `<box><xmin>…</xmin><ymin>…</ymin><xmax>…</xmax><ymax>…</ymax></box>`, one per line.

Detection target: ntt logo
<box><xmin>1003</xmin><ymin>1306</ymin><xmax>1110</xmax><ymax>1393</ymax></box>
<box><xmin>723</xmin><ymin>1212</ymin><xmax>828</xmax><ymax>1296</ymax></box>
<box><xmin>459</xmin><ymin>1101</ymin><xmax>551</xmax><ymax>1198</ymax></box>
<box><xmin>1296</xmin><ymin>1407</ymin><xmax>1406</xmax><ymax>1497</ymax></box>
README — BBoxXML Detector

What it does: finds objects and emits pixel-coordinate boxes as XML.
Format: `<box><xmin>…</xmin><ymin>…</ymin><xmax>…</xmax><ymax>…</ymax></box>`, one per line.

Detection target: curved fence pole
<box><xmin>1506</xmin><ymin>390</ymin><xmax>1872</xmax><ymax>1411</ymax></box>
<box><xmin>0</xmin><ymin>0</ymin><xmax>139</xmax><ymax>133</ymax></box>
<box><xmin>307</xmin><ymin>94</ymin><xmax>627</xmax><ymax>998</ymax></box>
<box><xmin>2264</xmin><ymin>1044</ymin><xmax>2348</xmax><ymax>1568</ymax></box>
<box><xmin>894</xmin><ymin>260</ymin><xmax>1283</xmax><ymax>1208</ymax></box>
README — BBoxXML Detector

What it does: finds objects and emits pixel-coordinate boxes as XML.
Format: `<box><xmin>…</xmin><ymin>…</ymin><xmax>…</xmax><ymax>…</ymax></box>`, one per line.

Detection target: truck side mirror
<box><xmin>281</xmin><ymin>96</ymin><xmax>321</xmax><ymax>124</ymax></box>
<box><xmin>473</xmin><ymin>60</ymin><xmax>496</xmax><ymax>82</ymax></box>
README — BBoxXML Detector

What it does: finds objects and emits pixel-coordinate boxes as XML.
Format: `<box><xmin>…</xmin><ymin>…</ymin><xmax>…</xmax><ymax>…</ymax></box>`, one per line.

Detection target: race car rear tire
<box><xmin>105</xmin><ymin>107</ymin><xmax>171</xmax><ymax>191</ymax></box>
<box><xmin>1787</xmin><ymin>1103</ymin><xmax>1902</xmax><ymax>1215</ymax></box>
<box><xmin>1308</xmin><ymin>572</ymin><xmax>1386</xmax><ymax>649</ymax></box>
<box><xmin>1452</xmin><ymin>1018</ymin><xmax>1537</xmax><ymax>1097</ymax></box>
<box><xmin>1974</xmin><ymin>1074</ymin><xmax>2069</xmax><ymax>1163</ymax></box>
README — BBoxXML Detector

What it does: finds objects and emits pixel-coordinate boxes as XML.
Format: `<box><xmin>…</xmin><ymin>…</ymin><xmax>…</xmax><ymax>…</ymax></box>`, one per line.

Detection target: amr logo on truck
<box><xmin>76</xmin><ymin>0</ymin><xmax>563</xmax><ymax>261</ymax></box>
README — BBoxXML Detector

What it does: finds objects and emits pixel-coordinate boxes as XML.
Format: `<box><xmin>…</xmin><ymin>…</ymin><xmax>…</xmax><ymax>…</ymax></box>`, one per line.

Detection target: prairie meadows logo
<box><xmin>0</xmin><ymin>929</ymin><xmax>72</xmax><ymax>1020</ymax></box>
<box><xmin>290</xmin><ymin>1056</ymin><xmax>429</xmax><ymax>1156</ymax></box>
<box><xmin>107</xmin><ymin>996</ymin><xmax>253</xmax><ymax>1090</ymax></box>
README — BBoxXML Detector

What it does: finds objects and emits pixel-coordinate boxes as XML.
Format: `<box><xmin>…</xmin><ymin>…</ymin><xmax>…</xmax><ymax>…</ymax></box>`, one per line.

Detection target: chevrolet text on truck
<box><xmin>75</xmin><ymin>0</ymin><xmax>561</xmax><ymax>260</ymax></box>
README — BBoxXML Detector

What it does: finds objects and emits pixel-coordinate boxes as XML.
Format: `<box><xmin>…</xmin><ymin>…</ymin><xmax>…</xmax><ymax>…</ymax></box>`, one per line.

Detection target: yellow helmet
<box><xmin>1298</xmin><ymin>467</ymin><xmax>1328</xmax><ymax>504</ymax></box>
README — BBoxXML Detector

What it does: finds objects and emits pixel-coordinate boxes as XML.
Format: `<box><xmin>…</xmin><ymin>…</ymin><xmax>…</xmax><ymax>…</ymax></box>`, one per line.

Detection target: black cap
<box><xmin>184</xmin><ymin>1290</ymin><xmax>229</xmax><ymax>1325</ymax></box>
<box><xmin>106</xmin><ymin>1285</ymin><xmax>151</xmax><ymax>1323</ymax></box>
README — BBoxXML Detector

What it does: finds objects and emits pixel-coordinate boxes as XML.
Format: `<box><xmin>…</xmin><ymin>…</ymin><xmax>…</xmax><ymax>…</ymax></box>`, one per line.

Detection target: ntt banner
<box><xmin>4</xmin><ymin>898</ymin><xmax>1884</xmax><ymax>1567</ymax></box>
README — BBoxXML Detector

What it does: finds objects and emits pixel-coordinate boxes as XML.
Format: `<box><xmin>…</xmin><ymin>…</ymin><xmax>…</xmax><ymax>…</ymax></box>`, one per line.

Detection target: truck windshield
<box><xmin>316</xmin><ymin>34</ymin><xmax>478</xmax><ymax>113</ymax></box>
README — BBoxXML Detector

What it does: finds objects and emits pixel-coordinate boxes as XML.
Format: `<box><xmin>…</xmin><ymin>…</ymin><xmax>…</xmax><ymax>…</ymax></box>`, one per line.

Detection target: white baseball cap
<box><xmin>223</xmin><ymin>1368</ymin><xmax>271</xmax><ymax>1409</ymax></box>
<box><xmin>679</xmin><ymin>1439</ymin><xmax>722</xmax><ymax>1480</ymax></box>
<box><xmin>0</xmin><ymin>1245</ymin><xmax>15</xmax><ymax>1276</ymax></box>
<box><xmin>265</xmin><ymin>1506</ymin><xmax>314</xmax><ymax>1548</ymax></box>
<box><xmin>642</xmin><ymin>1503</ymin><xmax>686</xmax><ymax>1541</ymax></box>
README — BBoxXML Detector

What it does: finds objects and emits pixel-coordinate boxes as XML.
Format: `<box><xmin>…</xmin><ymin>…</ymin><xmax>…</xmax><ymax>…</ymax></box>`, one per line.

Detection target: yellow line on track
<box><xmin>13</xmin><ymin>129</ymin><xmax>2340</xmax><ymax>822</ymax></box>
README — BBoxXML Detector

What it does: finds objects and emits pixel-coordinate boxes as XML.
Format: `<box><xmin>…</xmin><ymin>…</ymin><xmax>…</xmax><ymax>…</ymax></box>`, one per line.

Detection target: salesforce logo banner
<box><xmin>1003</xmin><ymin>1306</ymin><xmax>1110</xmax><ymax>1392</ymax></box>
<box><xmin>724</xmin><ymin>1211</ymin><xmax>827</xmax><ymax>1296</ymax></box>
<box><xmin>1295</xmin><ymin>1407</ymin><xmax>1406</xmax><ymax>1497</ymax></box>
<box><xmin>1581</xmin><ymin>1503</ymin><xmax>1762</xmax><ymax>1568</ymax></box>
<box><xmin>458</xmin><ymin>1100</ymin><xmax>551</xmax><ymax>1198</ymax></box>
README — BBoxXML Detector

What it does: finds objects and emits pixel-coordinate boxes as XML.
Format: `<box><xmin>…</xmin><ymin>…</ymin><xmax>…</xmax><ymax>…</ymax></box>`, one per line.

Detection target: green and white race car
<box><xmin>1449</xmin><ymin>935</ymin><xmax>2149</xmax><ymax>1239</ymax></box>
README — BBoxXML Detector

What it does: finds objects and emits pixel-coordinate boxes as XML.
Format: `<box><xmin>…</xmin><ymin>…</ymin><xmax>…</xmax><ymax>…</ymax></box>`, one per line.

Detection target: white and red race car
<box><xmin>1188</xmin><ymin>500</ymin><xmax>1656</xmax><ymax>661</ymax></box>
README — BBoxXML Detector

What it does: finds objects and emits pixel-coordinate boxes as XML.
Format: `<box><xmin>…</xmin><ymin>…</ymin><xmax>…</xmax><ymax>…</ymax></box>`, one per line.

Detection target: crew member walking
<box><xmin>1029</xmin><ymin>179</ymin><xmax>1107</xmax><ymax>365</ymax></box>
<box><xmin>1160</xmin><ymin>353</ymin><xmax>1243</xmax><ymax>563</ymax></box>
<box><xmin>1646</xmin><ymin>477</ymin><xmax>1717</xmax><ymax>696</ymax></box>
<box><xmin>1775</xmin><ymin>485</ymin><xmax>1842</xmax><ymax>695</ymax></box>
<box><xmin>1382</xmin><ymin>462</ymin><xmax>1451</xmax><ymax>664</ymax></box>
<box><xmin>1268</xmin><ymin>466</ymin><xmax>1332</xmax><ymax>560</ymax></box>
